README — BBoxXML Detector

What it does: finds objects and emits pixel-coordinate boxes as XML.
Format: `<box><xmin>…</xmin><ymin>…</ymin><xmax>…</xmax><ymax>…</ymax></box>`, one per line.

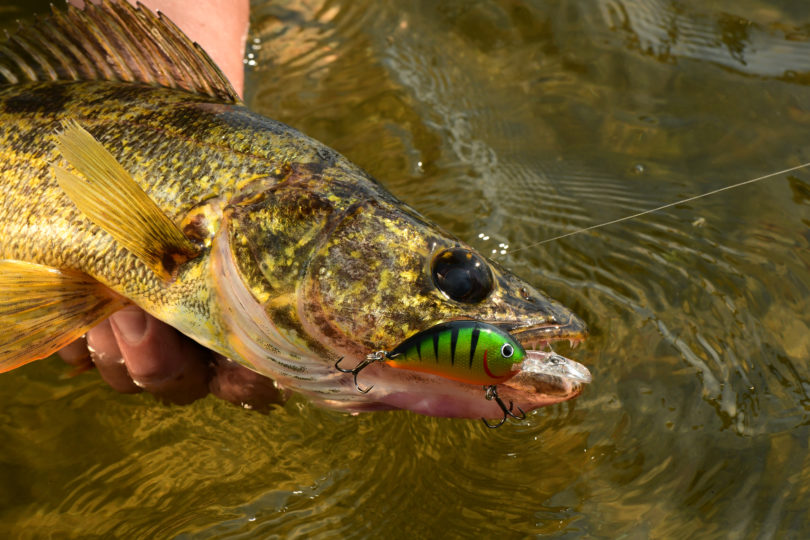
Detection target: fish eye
<box><xmin>431</xmin><ymin>247</ymin><xmax>494</xmax><ymax>303</ymax></box>
<box><xmin>501</xmin><ymin>343</ymin><xmax>514</xmax><ymax>358</ymax></box>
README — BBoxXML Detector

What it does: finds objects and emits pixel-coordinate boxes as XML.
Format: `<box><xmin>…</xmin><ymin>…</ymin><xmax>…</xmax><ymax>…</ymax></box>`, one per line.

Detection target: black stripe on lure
<box><xmin>336</xmin><ymin>320</ymin><xmax>528</xmax><ymax>428</ymax></box>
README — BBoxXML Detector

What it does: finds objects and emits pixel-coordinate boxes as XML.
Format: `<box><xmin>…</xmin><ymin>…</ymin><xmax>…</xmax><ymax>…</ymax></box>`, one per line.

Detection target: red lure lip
<box><xmin>482</xmin><ymin>349</ymin><xmax>498</xmax><ymax>380</ymax></box>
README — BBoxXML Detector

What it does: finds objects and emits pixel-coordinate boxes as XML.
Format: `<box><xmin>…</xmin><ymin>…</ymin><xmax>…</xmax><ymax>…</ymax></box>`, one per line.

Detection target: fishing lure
<box><xmin>336</xmin><ymin>320</ymin><xmax>528</xmax><ymax>428</ymax></box>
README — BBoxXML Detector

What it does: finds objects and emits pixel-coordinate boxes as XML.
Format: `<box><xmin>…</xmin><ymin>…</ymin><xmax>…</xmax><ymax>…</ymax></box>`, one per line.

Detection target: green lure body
<box><xmin>385</xmin><ymin>321</ymin><xmax>526</xmax><ymax>385</ymax></box>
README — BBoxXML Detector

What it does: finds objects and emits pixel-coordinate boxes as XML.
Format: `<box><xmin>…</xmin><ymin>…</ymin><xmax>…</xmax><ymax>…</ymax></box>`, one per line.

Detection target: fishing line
<box><xmin>505</xmin><ymin>161</ymin><xmax>810</xmax><ymax>254</ymax></box>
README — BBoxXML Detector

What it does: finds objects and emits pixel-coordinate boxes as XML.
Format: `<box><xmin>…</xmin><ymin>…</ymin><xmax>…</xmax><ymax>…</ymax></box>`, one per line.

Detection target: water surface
<box><xmin>2</xmin><ymin>0</ymin><xmax>810</xmax><ymax>537</ymax></box>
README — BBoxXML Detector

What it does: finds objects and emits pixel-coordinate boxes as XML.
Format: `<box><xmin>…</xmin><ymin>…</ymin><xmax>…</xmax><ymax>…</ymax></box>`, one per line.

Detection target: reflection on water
<box><xmin>3</xmin><ymin>0</ymin><xmax>810</xmax><ymax>537</ymax></box>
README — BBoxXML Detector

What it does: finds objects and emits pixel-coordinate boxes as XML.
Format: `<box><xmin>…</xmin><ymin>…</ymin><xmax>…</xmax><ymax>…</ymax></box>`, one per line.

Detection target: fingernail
<box><xmin>111</xmin><ymin>308</ymin><xmax>149</xmax><ymax>346</ymax></box>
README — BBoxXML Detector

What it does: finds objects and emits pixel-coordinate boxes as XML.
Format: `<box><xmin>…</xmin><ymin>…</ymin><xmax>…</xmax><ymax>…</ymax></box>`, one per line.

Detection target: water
<box><xmin>3</xmin><ymin>0</ymin><xmax>810</xmax><ymax>537</ymax></box>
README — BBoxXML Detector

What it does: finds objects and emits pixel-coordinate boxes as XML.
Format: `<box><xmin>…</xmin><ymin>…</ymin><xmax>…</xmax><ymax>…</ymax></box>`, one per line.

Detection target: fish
<box><xmin>0</xmin><ymin>0</ymin><xmax>591</xmax><ymax>420</ymax></box>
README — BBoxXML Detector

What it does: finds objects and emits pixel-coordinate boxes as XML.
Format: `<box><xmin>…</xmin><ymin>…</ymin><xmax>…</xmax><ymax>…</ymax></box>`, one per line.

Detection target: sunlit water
<box><xmin>2</xmin><ymin>0</ymin><xmax>810</xmax><ymax>537</ymax></box>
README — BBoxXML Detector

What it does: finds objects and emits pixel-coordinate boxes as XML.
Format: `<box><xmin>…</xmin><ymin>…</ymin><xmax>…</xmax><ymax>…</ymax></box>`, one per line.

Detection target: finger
<box><xmin>109</xmin><ymin>307</ymin><xmax>212</xmax><ymax>405</ymax></box>
<box><xmin>57</xmin><ymin>335</ymin><xmax>94</xmax><ymax>373</ymax></box>
<box><xmin>209</xmin><ymin>356</ymin><xmax>289</xmax><ymax>413</ymax></box>
<box><xmin>86</xmin><ymin>319</ymin><xmax>142</xmax><ymax>393</ymax></box>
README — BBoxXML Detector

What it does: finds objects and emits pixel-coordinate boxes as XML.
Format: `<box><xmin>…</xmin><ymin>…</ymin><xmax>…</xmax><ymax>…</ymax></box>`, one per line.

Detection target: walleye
<box><xmin>0</xmin><ymin>0</ymin><xmax>590</xmax><ymax>421</ymax></box>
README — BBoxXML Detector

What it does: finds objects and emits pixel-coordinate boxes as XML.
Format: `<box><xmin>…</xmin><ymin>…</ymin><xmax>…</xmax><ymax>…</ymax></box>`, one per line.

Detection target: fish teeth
<box><xmin>524</xmin><ymin>339</ymin><xmax>549</xmax><ymax>351</ymax></box>
<box><xmin>519</xmin><ymin>336</ymin><xmax>585</xmax><ymax>352</ymax></box>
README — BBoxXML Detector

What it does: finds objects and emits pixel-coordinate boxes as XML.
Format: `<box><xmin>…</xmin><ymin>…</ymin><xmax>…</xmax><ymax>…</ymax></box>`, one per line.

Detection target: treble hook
<box><xmin>335</xmin><ymin>351</ymin><xmax>388</xmax><ymax>394</ymax></box>
<box><xmin>481</xmin><ymin>385</ymin><xmax>526</xmax><ymax>428</ymax></box>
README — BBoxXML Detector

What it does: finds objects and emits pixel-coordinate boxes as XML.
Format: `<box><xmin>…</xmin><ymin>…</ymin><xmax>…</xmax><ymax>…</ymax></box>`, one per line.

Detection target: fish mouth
<box><xmin>498</xmin><ymin>308</ymin><xmax>589</xmax><ymax>348</ymax></box>
<box><xmin>345</xmin><ymin>319</ymin><xmax>592</xmax><ymax>420</ymax></box>
<box><xmin>495</xmin><ymin>317</ymin><xmax>591</xmax><ymax>406</ymax></box>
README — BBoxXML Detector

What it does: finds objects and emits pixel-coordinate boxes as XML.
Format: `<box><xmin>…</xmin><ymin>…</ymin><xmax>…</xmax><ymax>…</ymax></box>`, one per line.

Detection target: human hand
<box><xmin>61</xmin><ymin>307</ymin><xmax>288</xmax><ymax>411</ymax></box>
<box><xmin>57</xmin><ymin>0</ymin><xmax>287</xmax><ymax>411</ymax></box>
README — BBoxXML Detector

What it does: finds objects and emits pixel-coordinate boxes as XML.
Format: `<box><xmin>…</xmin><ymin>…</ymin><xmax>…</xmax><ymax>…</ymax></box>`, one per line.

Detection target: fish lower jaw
<box><xmin>327</xmin><ymin>390</ymin><xmax>573</xmax><ymax>419</ymax></box>
<box><xmin>375</xmin><ymin>392</ymin><xmax>514</xmax><ymax>419</ymax></box>
<box><xmin>313</xmin><ymin>362</ymin><xmax>586</xmax><ymax>419</ymax></box>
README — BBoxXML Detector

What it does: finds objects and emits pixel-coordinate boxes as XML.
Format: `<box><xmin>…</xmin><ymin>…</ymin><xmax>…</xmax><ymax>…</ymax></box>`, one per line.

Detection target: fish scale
<box><xmin>0</xmin><ymin>81</ymin><xmax>384</xmax><ymax>374</ymax></box>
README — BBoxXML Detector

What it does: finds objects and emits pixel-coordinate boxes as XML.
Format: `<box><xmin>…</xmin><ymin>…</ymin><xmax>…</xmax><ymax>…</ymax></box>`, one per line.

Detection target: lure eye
<box><xmin>501</xmin><ymin>343</ymin><xmax>514</xmax><ymax>358</ymax></box>
<box><xmin>431</xmin><ymin>248</ymin><xmax>494</xmax><ymax>303</ymax></box>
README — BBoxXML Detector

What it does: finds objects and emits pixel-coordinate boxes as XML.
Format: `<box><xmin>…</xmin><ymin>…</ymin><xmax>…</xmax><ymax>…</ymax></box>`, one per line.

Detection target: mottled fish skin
<box><xmin>0</xmin><ymin>80</ymin><xmax>398</xmax><ymax>367</ymax></box>
<box><xmin>0</xmin><ymin>1</ymin><xmax>589</xmax><ymax>416</ymax></box>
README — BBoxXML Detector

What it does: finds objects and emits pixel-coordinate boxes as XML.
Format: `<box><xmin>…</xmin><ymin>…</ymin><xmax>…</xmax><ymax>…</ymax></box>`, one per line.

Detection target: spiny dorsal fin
<box><xmin>54</xmin><ymin>121</ymin><xmax>201</xmax><ymax>281</ymax></box>
<box><xmin>0</xmin><ymin>0</ymin><xmax>240</xmax><ymax>103</ymax></box>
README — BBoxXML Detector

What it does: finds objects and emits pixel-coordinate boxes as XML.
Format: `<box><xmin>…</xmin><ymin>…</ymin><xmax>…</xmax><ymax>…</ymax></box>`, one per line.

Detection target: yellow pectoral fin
<box><xmin>0</xmin><ymin>260</ymin><xmax>127</xmax><ymax>372</ymax></box>
<box><xmin>53</xmin><ymin>121</ymin><xmax>200</xmax><ymax>280</ymax></box>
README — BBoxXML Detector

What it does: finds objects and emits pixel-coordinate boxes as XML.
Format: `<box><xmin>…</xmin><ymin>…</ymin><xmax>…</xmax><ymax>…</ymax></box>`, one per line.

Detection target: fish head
<box><xmin>291</xmin><ymin>193</ymin><xmax>590</xmax><ymax>419</ymax></box>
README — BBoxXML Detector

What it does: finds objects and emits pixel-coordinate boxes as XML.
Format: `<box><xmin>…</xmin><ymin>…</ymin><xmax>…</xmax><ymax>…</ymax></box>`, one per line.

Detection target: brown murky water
<box><xmin>3</xmin><ymin>0</ymin><xmax>810</xmax><ymax>537</ymax></box>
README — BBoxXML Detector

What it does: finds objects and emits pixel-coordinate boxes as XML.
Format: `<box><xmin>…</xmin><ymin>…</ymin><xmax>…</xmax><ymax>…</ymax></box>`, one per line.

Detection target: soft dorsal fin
<box><xmin>54</xmin><ymin>121</ymin><xmax>201</xmax><ymax>281</ymax></box>
<box><xmin>0</xmin><ymin>0</ymin><xmax>240</xmax><ymax>103</ymax></box>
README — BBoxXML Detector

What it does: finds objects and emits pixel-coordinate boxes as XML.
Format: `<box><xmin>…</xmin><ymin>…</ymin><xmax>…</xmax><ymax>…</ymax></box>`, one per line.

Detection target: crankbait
<box><xmin>336</xmin><ymin>320</ymin><xmax>528</xmax><ymax>428</ymax></box>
